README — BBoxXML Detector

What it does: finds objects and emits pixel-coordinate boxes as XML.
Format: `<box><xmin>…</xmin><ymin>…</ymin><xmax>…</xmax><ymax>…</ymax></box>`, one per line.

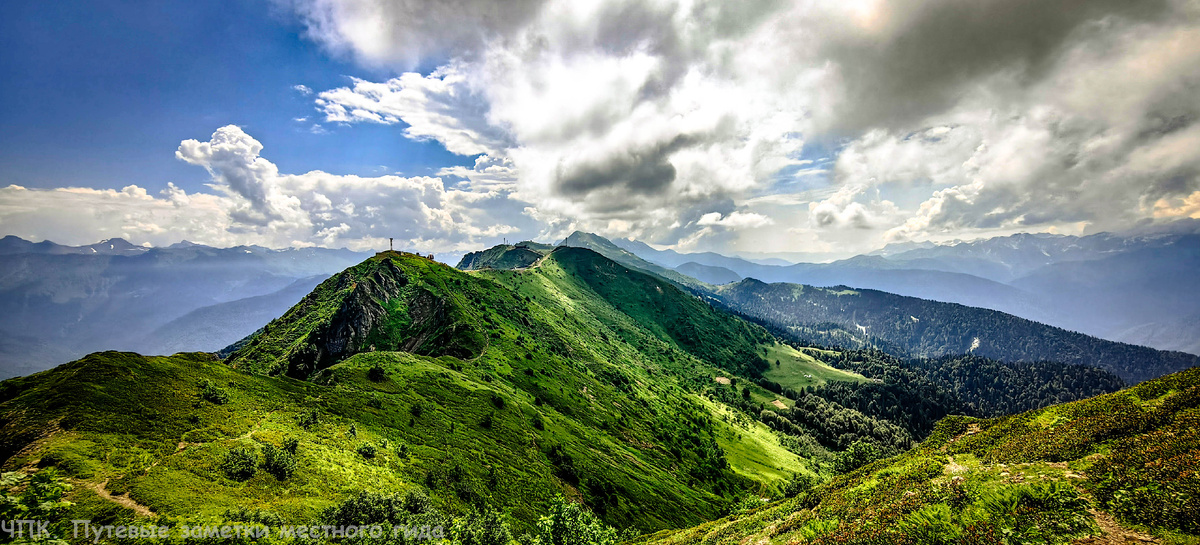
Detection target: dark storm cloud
<box><xmin>554</xmin><ymin>134</ymin><xmax>698</xmax><ymax>197</ymax></box>
<box><xmin>824</xmin><ymin>0</ymin><xmax>1175</xmax><ymax>135</ymax></box>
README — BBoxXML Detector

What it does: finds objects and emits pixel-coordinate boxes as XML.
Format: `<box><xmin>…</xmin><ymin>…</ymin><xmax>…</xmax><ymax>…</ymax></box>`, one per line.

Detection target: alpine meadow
<box><xmin>2</xmin><ymin>0</ymin><xmax>1200</xmax><ymax>544</ymax></box>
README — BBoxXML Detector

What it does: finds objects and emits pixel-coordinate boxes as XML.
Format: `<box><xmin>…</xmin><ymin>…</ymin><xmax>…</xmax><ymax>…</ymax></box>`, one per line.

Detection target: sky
<box><xmin>2</xmin><ymin>0</ymin><xmax>1199</xmax><ymax>260</ymax></box>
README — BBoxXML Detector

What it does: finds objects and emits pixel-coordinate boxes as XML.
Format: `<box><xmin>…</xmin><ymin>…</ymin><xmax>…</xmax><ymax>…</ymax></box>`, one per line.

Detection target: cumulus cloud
<box><xmin>285</xmin><ymin>0</ymin><xmax>547</xmax><ymax>68</ymax></box>
<box><xmin>1</xmin><ymin>126</ymin><xmax>518</xmax><ymax>251</ymax></box>
<box><xmin>284</xmin><ymin>0</ymin><xmax>1200</xmax><ymax>253</ymax></box>
<box><xmin>315</xmin><ymin>67</ymin><xmax>511</xmax><ymax>155</ymax></box>
<box><xmin>697</xmin><ymin>211</ymin><xmax>773</xmax><ymax>229</ymax></box>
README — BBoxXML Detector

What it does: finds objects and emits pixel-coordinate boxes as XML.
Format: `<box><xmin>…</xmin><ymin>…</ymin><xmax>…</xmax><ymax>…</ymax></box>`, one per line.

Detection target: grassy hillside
<box><xmin>636</xmin><ymin>366</ymin><xmax>1200</xmax><ymax>545</ymax></box>
<box><xmin>456</xmin><ymin>244</ymin><xmax>546</xmax><ymax>270</ymax></box>
<box><xmin>715</xmin><ymin>278</ymin><xmax>1199</xmax><ymax>383</ymax></box>
<box><xmin>560</xmin><ymin>231</ymin><xmax>709</xmax><ymax>290</ymax></box>
<box><xmin>0</xmin><ymin>245</ymin><xmax>1172</xmax><ymax>544</ymax></box>
<box><xmin>761</xmin><ymin>342</ymin><xmax>870</xmax><ymax>391</ymax></box>
<box><xmin>1</xmin><ymin>249</ymin><xmax>815</xmax><ymax>538</ymax></box>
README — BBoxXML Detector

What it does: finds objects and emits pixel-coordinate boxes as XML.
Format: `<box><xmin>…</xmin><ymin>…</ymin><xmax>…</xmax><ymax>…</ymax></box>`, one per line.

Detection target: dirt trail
<box><xmin>941</xmin><ymin>422</ymin><xmax>981</xmax><ymax>452</ymax></box>
<box><xmin>82</xmin><ymin>480</ymin><xmax>156</xmax><ymax>518</ymax></box>
<box><xmin>1073</xmin><ymin>508</ymin><xmax>1159</xmax><ymax>544</ymax></box>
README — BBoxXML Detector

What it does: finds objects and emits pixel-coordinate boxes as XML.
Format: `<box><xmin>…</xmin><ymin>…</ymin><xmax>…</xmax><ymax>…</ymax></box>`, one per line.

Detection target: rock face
<box><xmin>226</xmin><ymin>253</ymin><xmax>483</xmax><ymax>378</ymax></box>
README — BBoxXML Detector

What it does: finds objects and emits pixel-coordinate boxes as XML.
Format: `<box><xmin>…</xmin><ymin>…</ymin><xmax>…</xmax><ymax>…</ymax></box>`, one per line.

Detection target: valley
<box><xmin>3</xmin><ymin>243</ymin><xmax>1194</xmax><ymax>543</ymax></box>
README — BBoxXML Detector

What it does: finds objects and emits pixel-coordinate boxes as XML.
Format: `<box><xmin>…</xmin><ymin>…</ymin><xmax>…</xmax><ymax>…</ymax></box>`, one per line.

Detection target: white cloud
<box><xmin>282</xmin><ymin>0</ymin><xmax>1200</xmax><ymax>253</ymax></box>
<box><xmin>315</xmin><ymin>68</ymin><xmax>509</xmax><ymax>155</ymax></box>
<box><xmin>697</xmin><ymin>211</ymin><xmax>773</xmax><ymax>229</ymax></box>
<box><xmin>292</xmin><ymin>84</ymin><xmax>314</xmax><ymax>95</ymax></box>
<box><xmin>1</xmin><ymin>126</ymin><xmax>519</xmax><ymax>251</ymax></box>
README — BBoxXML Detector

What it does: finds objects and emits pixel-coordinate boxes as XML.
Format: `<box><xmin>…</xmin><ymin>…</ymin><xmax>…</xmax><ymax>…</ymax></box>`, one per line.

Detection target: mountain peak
<box><xmin>226</xmin><ymin>252</ymin><xmax>487</xmax><ymax>377</ymax></box>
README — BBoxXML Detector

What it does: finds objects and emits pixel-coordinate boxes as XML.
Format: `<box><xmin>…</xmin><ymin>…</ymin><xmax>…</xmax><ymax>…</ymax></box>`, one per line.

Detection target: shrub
<box><xmin>298</xmin><ymin>409</ymin><xmax>319</xmax><ymax>430</ymax></box>
<box><xmin>222</xmin><ymin>447</ymin><xmax>258</xmax><ymax>481</ymax></box>
<box><xmin>530</xmin><ymin>497</ymin><xmax>632</xmax><ymax>545</ymax></box>
<box><xmin>0</xmin><ymin>469</ymin><xmax>74</xmax><ymax>522</ymax></box>
<box><xmin>782</xmin><ymin>472</ymin><xmax>818</xmax><ymax>498</ymax></box>
<box><xmin>322</xmin><ymin>489</ymin><xmax>444</xmax><ymax>528</ymax></box>
<box><xmin>200</xmin><ymin>380</ymin><xmax>230</xmax><ymax>404</ymax></box>
<box><xmin>453</xmin><ymin>507</ymin><xmax>511</xmax><ymax>545</ymax></box>
<box><xmin>262</xmin><ymin>443</ymin><xmax>296</xmax><ymax>480</ymax></box>
<box><xmin>223</xmin><ymin>507</ymin><xmax>283</xmax><ymax>527</ymax></box>
<box><xmin>896</xmin><ymin>504</ymin><xmax>960</xmax><ymax>545</ymax></box>
<box><xmin>833</xmin><ymin>440</ymin><xmax>882</xmax><ymax>474</ymax></box>
<box><xmin>358</xmin><ymin>443</ymin><xmax>377</xmax><ymax>459</ymax></box>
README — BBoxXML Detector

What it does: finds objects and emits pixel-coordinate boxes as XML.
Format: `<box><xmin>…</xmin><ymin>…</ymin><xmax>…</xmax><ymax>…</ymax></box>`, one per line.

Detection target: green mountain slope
<box><xmin>637</xmin><ymin>365</ymin><xmax>1200</xmax><ymax>545</ymax></box>
<box><xmin>714</xmin><ymin>278</ymin><xmax>1200</xmax><ymax>383</ymax></box>
<box><xmin>0</xmin><ymin>245</ymin><xmax>1169</xmax><ymax>544</ymax></box>
<box><xmin>560</xmin><ymin>231</ymin><xmax>707</xmax><ymax>290</ymax></box>
<box><xmin>1</xmin><ymin>249</ymin><xmax>813</xmax><ymax>536</ymax></box>
<box><xmin>456</xmin><ymin>243</ymin><xmax>548</xmax><ymax>270</ymax></box>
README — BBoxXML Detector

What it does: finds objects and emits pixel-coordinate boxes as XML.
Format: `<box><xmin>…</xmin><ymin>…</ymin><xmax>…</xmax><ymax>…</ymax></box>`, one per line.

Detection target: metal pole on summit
<box><xmin>389</xmin><ymin>238</ymin><xmax>393</xmax><ymax>251</ymax></box>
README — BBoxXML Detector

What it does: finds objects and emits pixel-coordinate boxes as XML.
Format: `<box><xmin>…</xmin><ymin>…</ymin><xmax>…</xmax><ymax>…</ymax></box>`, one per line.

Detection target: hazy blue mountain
<box><xmin>712</xmin><ymin>278</ymin><xmax>1199</xmax><ymax>383</ymax></box>
<box><xmin>132</xmin><ymin>275</ymin><xmax>331</xmax><ymax>356</ymax></box>
<box><xmin>0</xmin><ymin>235</ymin><xmax>149</xmax><ymax>256</ymax></box>
<box><xmin>675</xmin><ymin>262</ymin><xmax>741</xmax><ymax>284</ymax></box>
<box><xmin>612</xmin><ymin>225</ymin><xmax>1200</xmax><ymax>355</ymax></box>
<box><xmin>0</xmin><ymin>237</ymin><xmax>369</xmax><ymax>378</ymax></box>
<box><xmin>1009</xmin><ymin>235</ymin><xmax>1200</xmax><ymax>350</ymax></box>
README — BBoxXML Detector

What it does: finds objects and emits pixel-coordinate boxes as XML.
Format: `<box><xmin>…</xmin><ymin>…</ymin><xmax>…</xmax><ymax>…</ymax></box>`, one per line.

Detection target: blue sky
<box><xmin>0</xmin><ymin>0</ymin><xmax>467</xmax><ymax>192</ymax></box>
<box><xmin>1</xmin><ymin>0</ymin><xmax>1197</xmax><ymax>258</ymax></box>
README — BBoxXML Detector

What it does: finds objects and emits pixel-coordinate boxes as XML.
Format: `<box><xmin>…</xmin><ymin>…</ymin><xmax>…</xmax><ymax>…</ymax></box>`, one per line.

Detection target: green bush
<box><xmin>262</xmin><ymin>443</ymin><xmax>296</xmax><ymax>480</ymax></box>
<box><xmin>200</xmin><ymin>380</ymin><xmax>230</xmax><ymax>404</ymax></box>
<box><xmin>221</xmin><ymin>447</ymin><xmax>258</xmax><ymax>481</ymax></box>
<box><xmin>453</xmin><ymin>507</ymin><xmax>512</xmax><ymax>545</ymax></box>
<box><xmin>528</xmin><ymin>496</ymin><xmax>631</xmax><ymax>545</ymax></box>
<box><xmin>833</xmin><ymin>440</ymin><xmax>882</xmax><ymax>473</ymax></box>
<box><xmin>298</xmin><ymin>409</ymin><xmax>319</xmax><ymax>430</ymax></box>
<box><xmin>357</xmin><ymin>443</ymin><xmax>377</xmax><ymax>459</ymax></box>
<box><xmin>897</xmin><ymin>504</ymin><xmax>960</xmax><ymax>545</ymax></box>
<box><xmin>782</xmin><ymin>472</ymin><xmax>818</xmax><ymax>498</ymax></box>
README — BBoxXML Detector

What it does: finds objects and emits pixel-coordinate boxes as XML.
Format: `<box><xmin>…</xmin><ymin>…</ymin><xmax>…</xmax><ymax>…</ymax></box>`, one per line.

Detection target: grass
<box><xmin>762</xmin><ymin>341</ymin><xmax>870</xmax><ymax>390</ymax></box>
<box><xmin>0</xmin><ymin>248</ymin><xmax>816</xmax><ymax>538</ymax></box>
<box><xmin>635</xmin><ymin>366</ymin><xmax>1200</xmax><ymax>545</ymax></box>
<box><xmin>699</xmin><ymin>397</ymin><xmax>813</xmax><ymax>494</ymax></box>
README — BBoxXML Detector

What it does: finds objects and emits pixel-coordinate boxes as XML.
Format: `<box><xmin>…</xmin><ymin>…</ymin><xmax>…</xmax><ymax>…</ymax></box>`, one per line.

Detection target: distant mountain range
<box><xmin>610</xmin><ymin>224</ymin><xmax>1200</xmax><ymax>355</ymax></box>
<box><xmin>461</xmin><ymin>232</ymin><xmax>1199</xmax><ymax>383</ymax></box>
<box><xmin>1</xmin><ymin>246</ymin><xmax>1138</xmax><ymax>537</ymax></box>
<box><xmin>0</xmin><ymin>236</ymin><xmax>368</xmax><ymax>378</ymax></box>
<box><xmin>4</xmin><ymin>221</ymin><xmax>1197</xmax><ymax>380</ymax></box>
<box><xmin>712</xmin><ymin>278</ymin><xmax>1197</xmax><ymax>383</ymax></box>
